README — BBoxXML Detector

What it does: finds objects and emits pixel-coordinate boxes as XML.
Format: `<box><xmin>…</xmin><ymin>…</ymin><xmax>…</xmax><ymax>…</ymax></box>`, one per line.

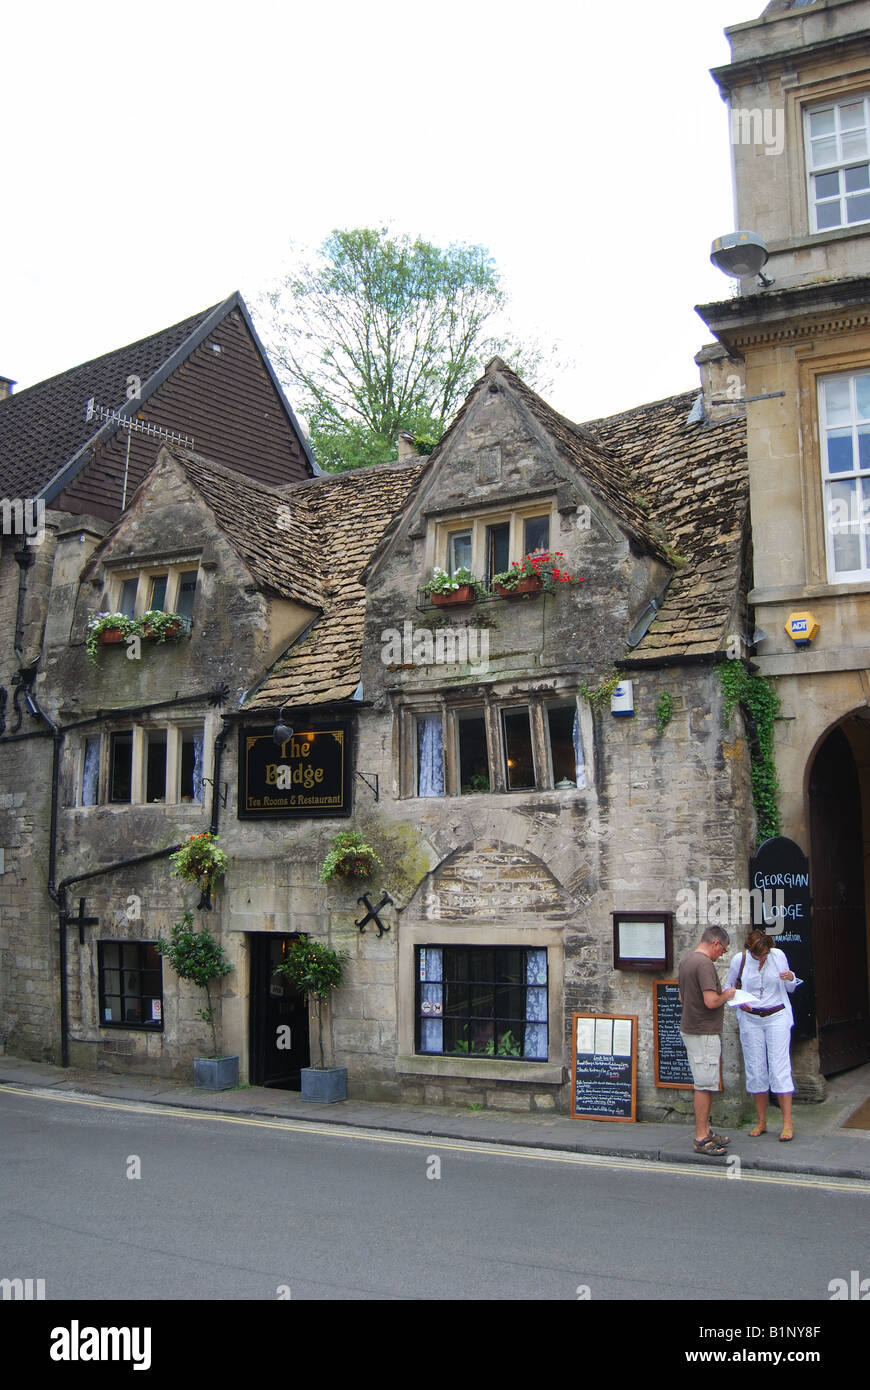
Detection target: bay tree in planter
<box><xmin>275</xmin><ymin>937</ymin><xmax>348</xmax><ymax>1102</ymax></box>
<box><xmin>155</xmin><ymin>911</ymin><xmax>237</xmax><ymax>1089</ymax></box>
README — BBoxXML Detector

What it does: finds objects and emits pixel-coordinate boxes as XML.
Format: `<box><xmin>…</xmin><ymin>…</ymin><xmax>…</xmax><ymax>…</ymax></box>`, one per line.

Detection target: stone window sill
<box><xmin>397</xmin><ymin>1054</ymin><xmax>564</xmax><ymax>1084</ymax></box>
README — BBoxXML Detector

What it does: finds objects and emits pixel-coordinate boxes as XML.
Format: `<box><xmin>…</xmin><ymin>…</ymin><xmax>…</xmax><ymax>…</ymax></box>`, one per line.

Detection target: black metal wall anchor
<box><xmin>355</xmin><ymin>892</ymin><xmax>393</xmax><ymax>938</ymax></box>
<box><xmin>61</xmin><ymin>897</ymin><xmax>100</xmax><ymax>944</ymax></box>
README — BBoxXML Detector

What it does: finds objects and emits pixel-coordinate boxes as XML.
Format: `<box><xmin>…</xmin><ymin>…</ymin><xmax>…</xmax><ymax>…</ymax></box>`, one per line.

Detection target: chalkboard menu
<box><xmin>749</xmin><ymin>837</ymin><xmax>815</xmax><ymax>1040</ymax></box>
<box><xmin>653</xmin><ymin>980</ymin><xmax>694</xmax><ymax>1089</ymax></box>
<box><xmin>571</xmin><ymin>1013</ymin><xmax>637</xmax><ymax>1122</ymax></box>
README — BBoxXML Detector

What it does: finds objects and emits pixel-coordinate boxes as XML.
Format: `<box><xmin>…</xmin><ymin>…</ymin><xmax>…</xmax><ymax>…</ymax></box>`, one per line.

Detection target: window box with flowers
<box><xmin>85</xmin><ymin>612</ymin><xmax>139</xmax><ymax>664</ymax></box>
<box><xmin>422</xmin><ymin>566</ymin><xmax>487</xmax><ymax>608</ymax></box>
<box><xmin>140</xmin><ymin>609</ymin><xmax>186</xmax><ymax>643</ymax></box>
<box><xmin>170</xmin><ymin>832</ymin><xmax>228</xmax><ymax>909</ymax></box>
<box><xmin>492</xmin><ymin>552</ymin><xmax>583</xmax><ymax>599</ymax></box>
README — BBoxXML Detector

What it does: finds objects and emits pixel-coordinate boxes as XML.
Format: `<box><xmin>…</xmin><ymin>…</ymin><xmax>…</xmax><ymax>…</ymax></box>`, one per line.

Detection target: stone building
<box><xmin>697</xmin><ymin>0</ymin><xmax>870</xmax><ymax>1085</ymax></box>
<box><xmin>1</xmin><ymin>334</ymin><xmax>758</xmax><ymax>1120</ymax></box>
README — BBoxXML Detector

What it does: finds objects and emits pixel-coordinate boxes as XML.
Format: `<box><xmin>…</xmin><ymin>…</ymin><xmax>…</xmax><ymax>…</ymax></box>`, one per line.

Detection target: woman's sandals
<box><xmin>779</xmin><ymin>1124</ymin><xmax>794</xmax><ymax>1143</ymax></box>
<box><xmin>748</xmin><ymin>1124</ymin><xmax>767</xmax><ymax>1137</ymax></box>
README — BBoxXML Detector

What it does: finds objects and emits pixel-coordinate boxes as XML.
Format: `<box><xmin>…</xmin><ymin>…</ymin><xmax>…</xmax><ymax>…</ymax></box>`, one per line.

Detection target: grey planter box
<box><xmin>194</xmin><ymin>1056</ymin><xmax>239</xmax><ymax>1091</ymax></box>
<box><xmin>300</xmin><ymin>1067</ymin><xmax>347</xmax><ymax>1103</ymax></box>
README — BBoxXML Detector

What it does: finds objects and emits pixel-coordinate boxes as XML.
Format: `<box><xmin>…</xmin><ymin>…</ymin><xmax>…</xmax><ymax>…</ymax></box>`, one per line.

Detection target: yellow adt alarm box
<box><xmin>785</xmin><ymin>611</ymin><xmax>819</xmax><ymax>647</ymax></box>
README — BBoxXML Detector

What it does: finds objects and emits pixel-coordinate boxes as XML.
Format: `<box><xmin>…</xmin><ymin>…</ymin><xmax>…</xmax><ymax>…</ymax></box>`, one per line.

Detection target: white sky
<box><xmin>2</xmin><ymin>0</ymin><xmax>765</xmax><ymax>425</ymax></box>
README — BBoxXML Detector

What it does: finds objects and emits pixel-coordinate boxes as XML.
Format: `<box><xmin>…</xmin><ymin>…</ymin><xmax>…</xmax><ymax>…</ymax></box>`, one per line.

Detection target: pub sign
<box><xmin>238</xmin><ymin>723</ymin><xmax>352</xmax><ymax>819</ymax></box>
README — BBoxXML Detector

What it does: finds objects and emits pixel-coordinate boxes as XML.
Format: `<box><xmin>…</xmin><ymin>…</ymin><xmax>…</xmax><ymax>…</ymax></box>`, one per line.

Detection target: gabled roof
<box><xmin>168</xmin><ymin>449</ymin><xmax>323</xmax><ymax>609</ymax></box>
<box><xmin>586</xmin><ymin>391</ymin><xmax>748</xmax><ymax>662</ymax></box>
<box><xmin>0</xmin><ymin>292</ymin><xmax>314</xmax><ymax>502</ymax></box>
<box><xmin>437</xmin><ymin>357</ymin><xmax>675</xmax><ymax>566</ymax></box>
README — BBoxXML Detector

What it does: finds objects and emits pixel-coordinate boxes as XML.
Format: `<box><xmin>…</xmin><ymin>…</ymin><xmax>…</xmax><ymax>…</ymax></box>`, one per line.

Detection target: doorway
<box><xmin>248</xmin><ymin>934</ymin><xmax>311</xmax><ymax>1088</ymax></box>
<box><xmin>808</xmin><ymin>721</ymin><xmax>870</xmax><ymax>1075</ymax></box>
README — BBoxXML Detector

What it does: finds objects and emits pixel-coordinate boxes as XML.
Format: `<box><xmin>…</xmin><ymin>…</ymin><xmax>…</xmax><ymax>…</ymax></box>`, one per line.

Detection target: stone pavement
<box><xmin>2</xmin><ymin>1052</ymin><xmax>869</xmax><ymax>1181</ymax></box>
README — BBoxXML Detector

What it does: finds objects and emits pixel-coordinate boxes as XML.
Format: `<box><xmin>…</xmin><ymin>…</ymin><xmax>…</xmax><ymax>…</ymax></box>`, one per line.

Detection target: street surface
<box><xmin>1</xmin><ymin>1086</ymin><xmax>868</xmax><ymax>1301</ymax></box>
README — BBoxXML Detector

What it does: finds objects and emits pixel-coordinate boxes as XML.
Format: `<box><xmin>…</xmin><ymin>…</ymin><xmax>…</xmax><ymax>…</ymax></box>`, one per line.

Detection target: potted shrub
<box><xmin>85</xmin><ymin>612</ymin><xmax>138</xmax><ymax>664</ymax></box>
<box><xmin>141</xmin><ymin>609</ymin><xmax>186</xmax><ymax>643</ymax></box>
<box><xmin>155</xmin><ymin>911</ymin><xmax>237</xmax><ymax>1089</ymax></box>
<box><xmin>422</xmin><ymin>566</ymin><xmax>487</xmax><ymax>608</ymax></box>
<box><xmin>275</xmin><ymin>937</ymin><xmax>348</xmax><ymax>1102</ymax></box>
<box><xmin>170</xmin><ymin>832</ymin><xmax>228</xmax><ymax>909</ymax></box>
<box><xmin>492</xmin><ymin>551</ymin><xmax>583</xmax><ymax>599</ymax></box>
<box><xmin>319</xmin><ymin>830</ymin><xmax>382</xmax><ymax>883</ymax></box>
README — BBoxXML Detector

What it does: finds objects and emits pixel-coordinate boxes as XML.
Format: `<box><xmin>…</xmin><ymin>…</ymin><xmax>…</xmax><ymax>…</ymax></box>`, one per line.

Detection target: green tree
<box><xmin>155</xmin><ymin>912</ymin><xmax>233</xmax><ymax>1059</ymax></box>
<box><xmin>261</xmin><ymin>227</ymin><xmax>543</xmax><ymax>472</ymax></box>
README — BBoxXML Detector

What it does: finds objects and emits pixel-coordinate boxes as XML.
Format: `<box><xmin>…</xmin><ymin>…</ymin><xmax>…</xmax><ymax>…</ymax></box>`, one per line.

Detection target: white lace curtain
<box><xmin>81</xmin><ymin>738</ymin><xmax>100</xmax><ymax>805</ymax></box>
<box><xmin>192</xmin><ymin>731</ymin><xmax>204</xmax><ymax>803</ymax></box>
<box><xmin>573</xmin><ymin>709</ymin><xmax>587</xmax><ymax>789</ymax></box>
<box><xmin>417</xmin><ymin>715</ymin><xmax>444</xmax><ymax>797</ymax></box>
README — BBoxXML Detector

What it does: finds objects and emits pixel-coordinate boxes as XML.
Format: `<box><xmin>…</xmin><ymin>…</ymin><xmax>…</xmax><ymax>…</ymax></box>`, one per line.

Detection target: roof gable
<box><xmin>0</xmin><ymin>293</ymin><xmax>314</xmax><ymax>506</ymax></box>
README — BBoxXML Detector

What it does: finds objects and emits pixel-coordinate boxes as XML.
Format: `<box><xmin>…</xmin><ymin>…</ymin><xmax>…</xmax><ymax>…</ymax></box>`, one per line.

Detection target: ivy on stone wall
<box><xmin>716</xmin><ymin>661</ymin><xmax>782</xmax><ymax>846</ymax></box>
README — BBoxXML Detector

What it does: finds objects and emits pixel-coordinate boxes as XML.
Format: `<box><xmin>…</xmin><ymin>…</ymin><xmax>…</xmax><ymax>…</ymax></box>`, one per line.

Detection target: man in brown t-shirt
<box><xmin>678</xmin><ymin>925</ymin><xmax>736</xmax><ymax>1155</ymax></box>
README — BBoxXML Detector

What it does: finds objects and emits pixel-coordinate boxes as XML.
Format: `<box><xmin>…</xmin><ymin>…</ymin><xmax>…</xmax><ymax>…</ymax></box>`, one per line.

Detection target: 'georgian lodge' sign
<box><xmin>238</xmin><ymin>724</ymin><xmax>352</xmax><ymax>819</ymax></box>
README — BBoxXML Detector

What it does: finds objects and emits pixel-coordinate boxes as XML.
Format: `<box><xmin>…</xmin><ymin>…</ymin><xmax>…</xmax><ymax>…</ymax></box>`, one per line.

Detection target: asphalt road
<box><xmin>1</xmin><ymin>1086</ymin><xmax>868</xmax><ymax>1302</ymax></box>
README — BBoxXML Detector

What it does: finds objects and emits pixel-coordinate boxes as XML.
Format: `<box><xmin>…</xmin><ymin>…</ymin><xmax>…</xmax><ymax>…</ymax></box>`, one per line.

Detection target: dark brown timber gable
<box><xmin>55</xmin><ymin>307</ymin><xmax>312</xmax><ymax>520</ymax></box>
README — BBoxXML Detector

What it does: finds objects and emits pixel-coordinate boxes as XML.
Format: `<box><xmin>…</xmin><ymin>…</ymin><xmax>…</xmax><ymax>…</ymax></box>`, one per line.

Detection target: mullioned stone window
<box><xmin>409</xmin><ymin>696</ymin><xmax>586</xmax><ymax>797</ymax></box>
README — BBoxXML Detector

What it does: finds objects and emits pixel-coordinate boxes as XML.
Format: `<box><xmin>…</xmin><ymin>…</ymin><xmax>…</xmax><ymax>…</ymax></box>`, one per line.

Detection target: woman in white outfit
<box><xmin>725</xmin><ymin>928</ymin><xmax>803</xmax><ymax>1142</ymax></box>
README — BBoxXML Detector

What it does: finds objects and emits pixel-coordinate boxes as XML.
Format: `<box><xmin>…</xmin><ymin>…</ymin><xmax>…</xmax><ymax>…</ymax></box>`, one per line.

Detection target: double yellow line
<box><xmin>2</xmin><ymin>1083</ymin><xmax>867</xmax><ymax>1194</ymax></box>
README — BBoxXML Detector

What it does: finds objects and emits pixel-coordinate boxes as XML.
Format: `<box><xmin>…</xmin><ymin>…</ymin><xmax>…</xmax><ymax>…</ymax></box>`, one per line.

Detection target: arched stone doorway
<box><xmin>808</xmin><ymin>717</ymin><xmax>870</xmax><ymax>1075</ymax></box>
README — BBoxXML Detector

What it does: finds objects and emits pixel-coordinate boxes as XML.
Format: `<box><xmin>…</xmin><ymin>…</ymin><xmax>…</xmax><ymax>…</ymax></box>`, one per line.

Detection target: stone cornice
<box><xmin>696</xmin><ymin>277</ymin><xmax>870</xmax><ymax>350</ymax></box>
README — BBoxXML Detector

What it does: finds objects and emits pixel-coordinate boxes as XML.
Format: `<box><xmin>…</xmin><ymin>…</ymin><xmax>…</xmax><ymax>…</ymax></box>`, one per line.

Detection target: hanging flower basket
<box><xmin>319</xmin><ymin>831</ymin><xmax>383</xmax><ymax>883</ymax></box>
<box><xmin>170</xmin><ymin>833</ymin><xmax>228</xmax><ymax>910</ymax></box>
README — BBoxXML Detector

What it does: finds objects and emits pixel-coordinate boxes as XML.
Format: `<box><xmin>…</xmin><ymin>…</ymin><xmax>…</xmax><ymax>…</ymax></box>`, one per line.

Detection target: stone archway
<box><xmin>808</xmin><ymin>715</ymin><xmax>870</xmax><ymax>1075</ymax></box>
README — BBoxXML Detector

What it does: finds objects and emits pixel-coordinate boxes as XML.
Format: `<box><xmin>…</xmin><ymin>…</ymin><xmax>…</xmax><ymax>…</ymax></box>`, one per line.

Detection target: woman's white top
<box><xmin>725</xmin><ymin>947</ymin><xmax>803</xmax><ymax>1024</ymax></box>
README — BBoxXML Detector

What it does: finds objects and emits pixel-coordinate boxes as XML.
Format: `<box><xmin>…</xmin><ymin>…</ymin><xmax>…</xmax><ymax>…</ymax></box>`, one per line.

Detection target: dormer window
<box><xmin>436</xmin><ymin>504</ymin><xmax>553</xmax><ymax>580</ymax></box>
<box><xmin>805</xmin><ymin>96</ymin><xmax>870</xmax><ymax>232</ymax></box>
<box><xmin>110</xmin><ymin>564</ymin><xmax>199</xmax><ymax>625</ymax></box>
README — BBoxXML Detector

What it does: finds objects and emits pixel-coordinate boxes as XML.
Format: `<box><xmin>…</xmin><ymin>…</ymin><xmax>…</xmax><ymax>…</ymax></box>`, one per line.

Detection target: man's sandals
<box><xmin>694</xmin><ymin>1135</ymin><xmax>728</xmax><ymax>1156</ymax></box>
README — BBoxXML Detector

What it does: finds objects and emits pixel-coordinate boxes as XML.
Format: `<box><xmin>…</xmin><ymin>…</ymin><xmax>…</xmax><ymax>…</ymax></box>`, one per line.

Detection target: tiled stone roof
<box><xmin>585</xmin><ymin>391</ymin><xmax>748</xmax><ymax>662</ymax></box>
<box><xmin>0</xmin><ymin>306</ymin><xmax>218</xmax><ymax>500</ymax></box>
<box><xmin>243</xmin><ymin>460</ymin><xmax>429</xmax><ymax>708</ymax></box>
<box><xmin>171</xmin><ymin>449</ymin><xmax>323</xmax><ymax>609</ymax></box>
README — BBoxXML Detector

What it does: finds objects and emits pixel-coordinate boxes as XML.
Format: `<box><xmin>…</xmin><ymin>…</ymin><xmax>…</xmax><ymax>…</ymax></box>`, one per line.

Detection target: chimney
<box><xmin>693</xmin><ymin>344</ymin><xmax>745</xmax><ymax>422</ymax></box>
<box><xmin>397</xmin><ymin>431</ymin><xmax>420</xmax><ymax>462</ymax></box>
<box><xmin>0</xmin><ymin>377</ymin><xmax>16</xmax><ymax>402</ymax></box>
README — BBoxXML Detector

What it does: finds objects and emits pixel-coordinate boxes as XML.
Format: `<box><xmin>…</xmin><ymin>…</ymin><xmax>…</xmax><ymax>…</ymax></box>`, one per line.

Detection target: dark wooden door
<box><xmin>809</xmin><ymin>726</ymin><xmax>870</xmax><ymax>1075</ymax></box>
<box><xmin>249</xmin><ymin>934</ymin><xmax>310</xmax><ymax>1088</ymax></box>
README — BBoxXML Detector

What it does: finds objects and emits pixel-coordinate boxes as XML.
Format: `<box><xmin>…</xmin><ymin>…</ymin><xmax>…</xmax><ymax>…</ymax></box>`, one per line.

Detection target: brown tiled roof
<box><xmin>0</xmin><ymin>306</ymin><xmax>219</xmax><ymax>500</ymax></box>
<box><xmin>585</xmin><ymin>391</ymin><xmax>748</xmax><ymax>662</ymax></box>
<box><xmin>244</xmin><ymin>460</ymin><xmax>429</xmax><ymax>708</ymax></box>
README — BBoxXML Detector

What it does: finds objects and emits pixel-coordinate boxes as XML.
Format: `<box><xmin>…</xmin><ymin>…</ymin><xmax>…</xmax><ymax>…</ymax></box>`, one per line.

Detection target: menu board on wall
<box><xmin>570</xmin><ymin>1013</ymin><xmax>637</xmax><ymax>1122</ymax></box>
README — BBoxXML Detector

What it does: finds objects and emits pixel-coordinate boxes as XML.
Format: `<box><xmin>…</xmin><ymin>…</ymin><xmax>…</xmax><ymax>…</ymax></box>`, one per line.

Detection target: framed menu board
<box><xmin>571</xmin><ymin>1013</ymin><xmax>637</xmax><ymax>1122</ymax></box>
<box><xmin>652</xmin><ymin>980</ymin><xmax>722</xmax><ymax>1091</ymax></box>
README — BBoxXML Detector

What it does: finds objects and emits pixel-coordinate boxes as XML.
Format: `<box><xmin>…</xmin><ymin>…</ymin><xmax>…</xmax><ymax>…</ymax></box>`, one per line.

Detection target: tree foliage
<box><xmin>261</xmin><ymin>227</ymin><xmax>542</xmax><ymax>472</ymax></box>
